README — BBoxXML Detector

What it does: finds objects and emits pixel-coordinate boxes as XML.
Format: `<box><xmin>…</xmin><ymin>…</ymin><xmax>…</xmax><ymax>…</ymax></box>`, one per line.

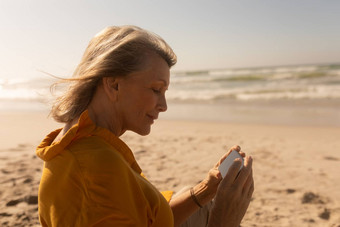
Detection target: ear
<box><xmin>102</xmin><ymin>77</ymin><xmax>120</xmax><ymax>102</ymax></box>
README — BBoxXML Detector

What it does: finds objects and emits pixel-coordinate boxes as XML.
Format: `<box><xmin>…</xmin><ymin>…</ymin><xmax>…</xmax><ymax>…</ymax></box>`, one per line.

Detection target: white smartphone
<box><xmin>218</xmin><ymin>150</ymin><xmax>244</xmax><ymax>178</ymax></box>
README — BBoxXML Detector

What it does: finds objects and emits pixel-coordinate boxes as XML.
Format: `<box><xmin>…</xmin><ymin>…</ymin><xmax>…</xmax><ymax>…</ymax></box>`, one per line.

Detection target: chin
<box><xmin>133</xmin><ymin>126</ymin><xmax>151</xmax><ymax>136</ymax></box>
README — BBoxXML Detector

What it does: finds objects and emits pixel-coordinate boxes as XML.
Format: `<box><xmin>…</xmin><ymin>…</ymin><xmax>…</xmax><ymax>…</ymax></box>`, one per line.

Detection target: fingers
<box><xmin>232</xmin><ymin>145</ymin><xmax>241</xmax><ymax>152</ymax></box>
<box><xmin>232</xmin><ymin>146</ymin><xmax>246</xmax><ymax>158</ymax></box>
<box><xmin>216</xmin><ymin>145</ymin><xmax>242</xmax><ymax>167</ymax></box>
<box><xmin>242</xmin><ymin>168</ymin><xmax>254</xmax><ymax>198</ymax></box>
<box><xmin>209</xmin><ymin>168</ymin><xmax>222</xmax><ymax>180</ymax></box>
<box><xmin>220</xmin><ymin>158</ymin><xmax>243</xmax><ymax>186</ymax></box>
<box><xmin>234</xmin><ymin>156</ymin><xmax>253</xmax><ymax>186</ymax></box>
<box><xmin>217</xmin><ymin>150</ymin><xmax>233</xmax><ymax>166</ymax></box>
<box><xmin>248</xmin><ymin>180</ymin><xmax>254</xmax><ymax>198</ymax></box>
<box><xmin>239</xmin><ymin>151</ymin><xmax>246</xmax><ymax>158</ymax></box>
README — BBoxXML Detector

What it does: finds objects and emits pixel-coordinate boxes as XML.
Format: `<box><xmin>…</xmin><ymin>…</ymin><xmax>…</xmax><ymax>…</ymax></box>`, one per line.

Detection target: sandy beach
<box><xmin>0</xmin><ymin>101</ymin><xmax>340</xmax><ymax>226</ymax></box>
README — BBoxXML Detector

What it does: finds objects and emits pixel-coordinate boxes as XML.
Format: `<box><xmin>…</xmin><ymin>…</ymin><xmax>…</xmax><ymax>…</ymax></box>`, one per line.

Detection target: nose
<box><xmin>157</xmin><ymin>94</ymin><xmax>167</xmax><ymax>112</ymax></box>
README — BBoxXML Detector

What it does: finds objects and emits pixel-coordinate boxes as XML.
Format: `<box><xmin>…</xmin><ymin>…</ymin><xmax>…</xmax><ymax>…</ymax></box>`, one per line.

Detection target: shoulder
<box><xmin>68</xmin><ymin>136</ymin><xmax>130</xmax><ymax>173</ymax></box>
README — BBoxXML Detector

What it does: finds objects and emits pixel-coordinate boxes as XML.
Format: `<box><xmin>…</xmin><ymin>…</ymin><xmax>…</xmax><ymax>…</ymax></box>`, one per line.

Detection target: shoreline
<box><xmin>164</xmin><ymin>98</ymin><xmax>340</xmax><ymax>127</ymax></box>
<box><xmin>2</xmin><ymin>96</ymin><xmax>339</xmax><ymax>126</ymax></box>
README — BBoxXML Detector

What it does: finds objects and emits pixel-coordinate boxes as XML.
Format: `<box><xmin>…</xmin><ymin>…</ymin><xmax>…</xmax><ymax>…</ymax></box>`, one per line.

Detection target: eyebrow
<box><xmin>155</xmin><ymin>79</ymin><xmax>168</xmax><ymax>87</ymax></box>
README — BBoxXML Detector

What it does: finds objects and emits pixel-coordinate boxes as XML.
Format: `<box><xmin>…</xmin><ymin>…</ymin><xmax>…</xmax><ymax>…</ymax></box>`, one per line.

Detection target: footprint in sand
<box><xmin>0</xmin><ymin>212</ymin><xmax>12</xmax><ymax>217</ymax></box>
<box><xmin>5</xmin><ymin>195</ymin><xmax>38</xmax><ymax>207</ymax></box>
<box><xmin>1</xmin><ymin>169</ymin><xmax>13</xmax><ymax>174</ymax></box>
<box><xmin>318</xmin><ymin>208</ymin><xmax>331</xmax><ymax>220</ymax></box>
<box><xmin>323</xmin><ymin>156</ymin><xmax>339</xmax><ymax>161</ymax></box>
<box><xmin>286</xmin><ymin>188</ymin><xmax>296</xmax><ymax>194</ymax></box>
<box><xmin>303</xmin><ymin>218</ymin><xmax>315</xmax><ymax>223</ymax></box>
<box><xmin>23</xmin><ymin>178</ymin><xmax>33</xmax><ymax>184</ymax></box>
<box><xmin>301</xmin><ymin>192</ymin><xmax>334</xmax><ymax>222</ymax></box>
<box><xmin>6</xmin><ymin>198</ymin><xmax>23</xmax><ymax>206</ymax></box>
<box><xmin>301</xmin><ymin>192</ymin><xmax>326</xmax><ymax>204</ymax></box>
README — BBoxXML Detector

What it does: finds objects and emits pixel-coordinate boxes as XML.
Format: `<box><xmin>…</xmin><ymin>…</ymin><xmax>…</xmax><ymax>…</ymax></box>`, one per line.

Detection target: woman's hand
<box><xmin>170</xmin><ymin>145</ymin><xmax>251</xmax><ymax>227</ymax></box>
<box><xmin>207</xmin><ymin>155</ymin><xmax>254</xmax><ymax>227</ymax></box>
<box><xmin>196</xmin><ymin>145</ymin><xmax>244</xmax><ymax>205</ymax></box>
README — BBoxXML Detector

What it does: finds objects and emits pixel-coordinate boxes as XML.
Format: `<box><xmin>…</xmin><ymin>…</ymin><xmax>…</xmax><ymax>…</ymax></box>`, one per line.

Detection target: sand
<box><xmin>0</xmin><ymin>108</ymin><xmax>340</xmax><ymax>226</ymax></box>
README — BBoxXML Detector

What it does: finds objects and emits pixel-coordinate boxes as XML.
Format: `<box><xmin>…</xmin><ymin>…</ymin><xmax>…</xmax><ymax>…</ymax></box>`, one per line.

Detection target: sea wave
<box><xmin>1</xmin><ymin>63</ymin><xmax>339</xmax><ymax>109</ymax></box>
<box><xmin>167</xmin><ymin>85</ymin><xmax>340</xmax><ymax>101</ymax></box>
<box><xmin>172</xmin><ymin>64</ymin><xmax>340</xmax><ymax>84</ymax></box>
<box><xmin>0</xmin><ymin>77</ymin><xmax>54</xmax><ymax>101</ymax></box>
<box><xmin>168</xmin><ymin>63</ymin><xmax>340</xmax><ymax>102</ymax></box>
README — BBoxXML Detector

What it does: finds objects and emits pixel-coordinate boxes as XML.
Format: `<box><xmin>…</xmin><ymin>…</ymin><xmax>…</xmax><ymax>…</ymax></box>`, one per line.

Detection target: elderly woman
<box><xmin>36</xmin><ymin>25</ymin><xmax>254</xmax><ymax>227</ymax></box>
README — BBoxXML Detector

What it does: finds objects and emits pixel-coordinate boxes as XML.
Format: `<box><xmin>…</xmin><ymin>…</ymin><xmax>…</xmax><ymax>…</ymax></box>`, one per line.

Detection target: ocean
<box><xmin>1</xmin><ymin>63</ymin><xmax>340</xmax><ymax>126</ymax></box>
<box><xmin>169</xmin><ymin>63</ymin><xmax>340</xmax><ymax>101</ymax></box>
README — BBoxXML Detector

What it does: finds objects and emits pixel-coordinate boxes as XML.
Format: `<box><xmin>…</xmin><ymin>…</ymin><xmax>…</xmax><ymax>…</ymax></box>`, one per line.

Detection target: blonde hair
<box><xmin>50</xmin><ymin>25</ymin><xmax>177</xmax><ymax>123</ymax></box>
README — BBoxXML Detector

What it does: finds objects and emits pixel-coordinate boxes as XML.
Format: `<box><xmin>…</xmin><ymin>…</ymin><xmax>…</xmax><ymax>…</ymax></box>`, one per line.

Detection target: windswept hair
<box><xmin>50</xmin><ymin>25</ymin><xmax>177</xmax><ymax>123</ymax></box>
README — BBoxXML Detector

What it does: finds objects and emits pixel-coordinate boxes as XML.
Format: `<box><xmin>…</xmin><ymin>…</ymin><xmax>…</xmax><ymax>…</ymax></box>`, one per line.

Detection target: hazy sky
<box><xmin>1</xmin><ymin>0</ymin><xmax>340</xmax><ymax>80</ymax></box>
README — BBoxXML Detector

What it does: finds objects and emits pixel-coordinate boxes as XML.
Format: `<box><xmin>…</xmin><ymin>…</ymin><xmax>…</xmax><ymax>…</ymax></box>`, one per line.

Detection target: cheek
<box><xmin>122</xmin><ymin>88</ymin><xmax>157</xmax><ymax>117</ymax></box>
<box><xmin>136</xmin><ymin>92</ymin><xmax>157</xmax><ymax>109</ymax></box>
<box><xmin>126</xmin><ymin>94</ymin><xmax>151</xmax><ymax>119</ymax></box>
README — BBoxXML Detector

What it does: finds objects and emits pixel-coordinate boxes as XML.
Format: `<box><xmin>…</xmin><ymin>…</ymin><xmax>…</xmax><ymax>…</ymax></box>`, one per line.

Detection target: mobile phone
<box><xmin>218</xmin><ymin>150</ymin><xmax>244</xmax><ymax>178</ymax></box>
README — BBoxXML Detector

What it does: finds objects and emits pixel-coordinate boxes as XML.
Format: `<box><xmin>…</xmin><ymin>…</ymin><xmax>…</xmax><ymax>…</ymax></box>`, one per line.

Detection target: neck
<box><xmin>54</xmin><ymin>117</ymin><xmax>79</xmax><ymax>142</ymax></box>
<box><xmin>86</xmin><ymin>87</ymin><xmax>125</xmax><ymax>137</ymax></box>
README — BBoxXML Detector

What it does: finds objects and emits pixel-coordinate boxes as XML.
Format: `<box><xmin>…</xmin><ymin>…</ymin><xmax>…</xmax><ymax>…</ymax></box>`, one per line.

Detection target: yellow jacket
<box><xmin>36</xmin><ymin>110</ymin><xmax>174</xmax><ymax>227</ymax></box>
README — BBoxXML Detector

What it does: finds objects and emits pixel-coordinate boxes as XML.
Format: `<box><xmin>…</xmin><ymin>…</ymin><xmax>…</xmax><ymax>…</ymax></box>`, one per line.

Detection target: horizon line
<box><xmin>172</xmin><ymin>61</ymin><xmax>340</xmax><ymax>73</ymax></box>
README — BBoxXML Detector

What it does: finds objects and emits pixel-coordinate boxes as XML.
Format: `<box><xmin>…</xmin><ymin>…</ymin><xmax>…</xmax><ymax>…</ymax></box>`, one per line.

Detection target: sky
<box><xmin>1</xmin><ymin>0</ymin><xmax>340</xmax><ymax>80</ymax></box>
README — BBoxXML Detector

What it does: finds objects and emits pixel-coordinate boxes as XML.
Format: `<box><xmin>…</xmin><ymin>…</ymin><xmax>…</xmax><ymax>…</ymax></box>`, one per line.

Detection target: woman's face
<box><xmin>116</xmin><ymin>53</ymin><xmax>170</xmax><ymax>136</ymax></box>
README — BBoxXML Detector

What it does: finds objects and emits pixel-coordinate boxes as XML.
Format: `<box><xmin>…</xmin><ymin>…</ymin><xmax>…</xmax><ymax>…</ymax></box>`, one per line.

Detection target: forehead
<box><xmin>127</xmin><ymin>53</ymin><xmax>170</xmax><ymax>85</ymax></box>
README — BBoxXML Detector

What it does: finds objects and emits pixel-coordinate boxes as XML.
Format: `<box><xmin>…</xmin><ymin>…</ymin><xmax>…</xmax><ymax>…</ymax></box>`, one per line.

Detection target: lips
<box><xmin>147</xmin><ymin>114</ymin><xmax>158</xmax><ymax>121</ymax></box>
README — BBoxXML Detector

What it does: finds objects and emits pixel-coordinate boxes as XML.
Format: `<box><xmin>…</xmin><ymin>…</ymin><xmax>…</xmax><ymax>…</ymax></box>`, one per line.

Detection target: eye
<box><xmin>152</xmin><ymin>88</ymin><xmax>161</xmax><ymax>94</ymax></box>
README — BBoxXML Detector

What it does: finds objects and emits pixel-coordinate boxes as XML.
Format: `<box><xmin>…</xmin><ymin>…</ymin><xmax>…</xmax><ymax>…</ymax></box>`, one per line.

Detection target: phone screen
<box><xmin>218</xmin><ymin>150</ymin><xmax>244</xmax><ymax>178</ymax></box>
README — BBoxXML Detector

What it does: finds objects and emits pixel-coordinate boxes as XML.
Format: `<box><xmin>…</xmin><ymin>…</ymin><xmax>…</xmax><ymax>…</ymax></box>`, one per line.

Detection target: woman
<box><xmin>36</xmin><ymin>25</ymin><xmax>254</xmax><ymax>227</ymax></box>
